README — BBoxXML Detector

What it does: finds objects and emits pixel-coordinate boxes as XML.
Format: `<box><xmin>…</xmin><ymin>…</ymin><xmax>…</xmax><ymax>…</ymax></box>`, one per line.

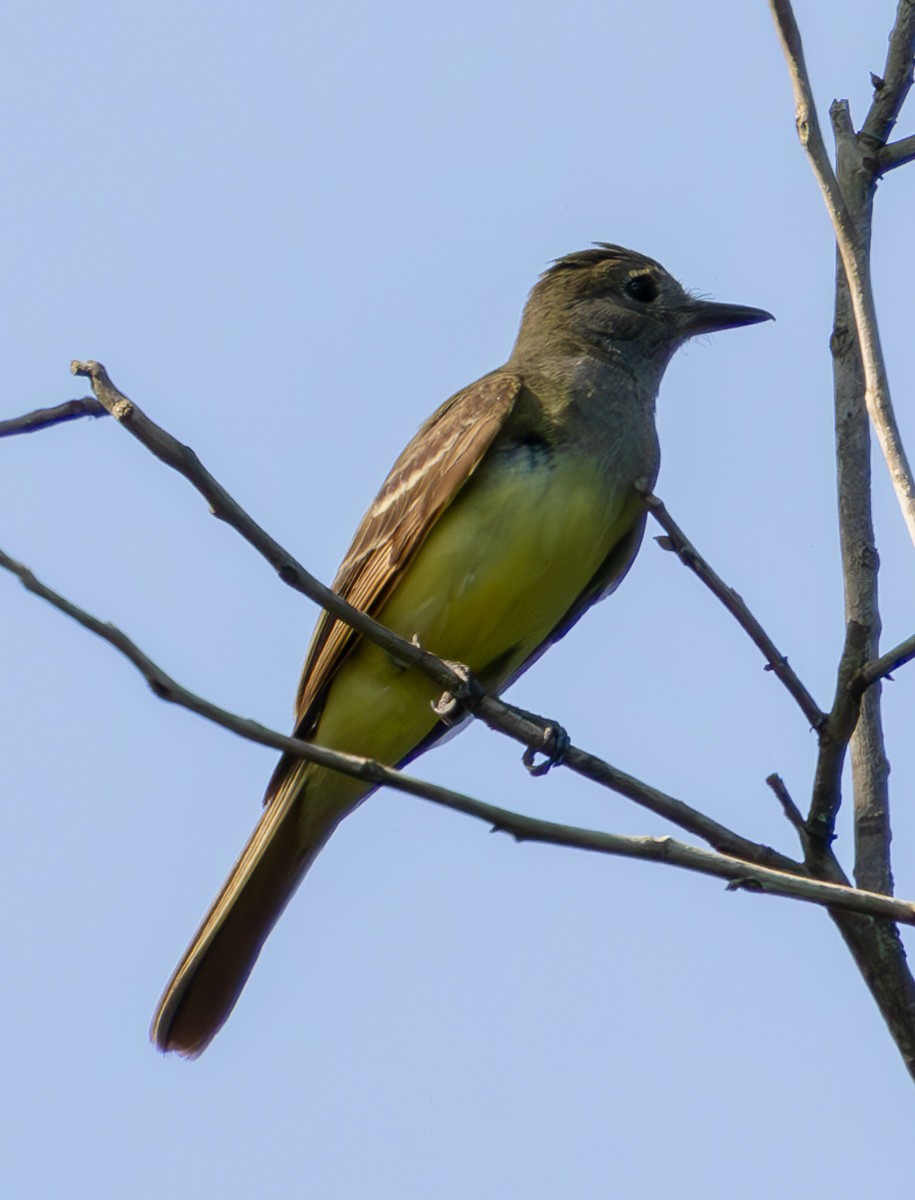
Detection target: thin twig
<box><xmin>545</xmin><ymin>740</ymin><xmax>797</xmax><ymax>870</ymax></box>
<box><xmin>768</xmin><ymin>0</ymin><xmax>915</xmax><ymax>546</ymax></box>
<box><xmin>470</xmin><ymin>817</ymin><xmax>915</xmax><ymax>928</ymax></box>
<box><xmin>69</xmin><ymin>360</ymin><xmax>456</xmax><ymax>691</ymax></box>
<box><xmin>855</xmin><ymin>632</ymin><xmax>915</xmax><ymax>693</ymax></box>
<box><xmin>878</xmin><ymin>133</ymin><xmax>915</xmax><ymax>172</ymax></box>
<box><xmin>642</xmin><ymin>490</ymin><xmax>826</xmax><ymax>730</ymax></box>
<box><xmin>765</xmin><ymin>773</ymin><xmax>806</xmax><ymax>836</ymax></box>
<box><xmin>65</xmin><ymin>360</ymin><xmax>798</xmax><ymax>869</ymax></box>
<box><xmin>0</xmin><ymin>396</ymin><xmax>105</xmax><ymax>437</ymax></box>
<box><xmin>0</xmin><ymin>544</ymin><xmax>528</xmax><ymax>824</ymax></box>
<box><xmin>5</xmin><ymin>543</ymin><xmax>915</xmax><ymax>927</ymax></box>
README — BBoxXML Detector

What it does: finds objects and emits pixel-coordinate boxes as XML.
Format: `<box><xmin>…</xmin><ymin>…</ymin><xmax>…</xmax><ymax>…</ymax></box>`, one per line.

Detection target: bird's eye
<box><xmin>625</xmin><ymin>274</ymin><xmax>658</xmax><ymax>303</ymax></box>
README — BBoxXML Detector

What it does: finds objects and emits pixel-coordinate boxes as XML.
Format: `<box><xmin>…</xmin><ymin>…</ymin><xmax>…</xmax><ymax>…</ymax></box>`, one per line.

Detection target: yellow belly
<box><xmin>310</xmin><ymin>449</ymin><xmax>635</xmax><ymax>785</ymax></box>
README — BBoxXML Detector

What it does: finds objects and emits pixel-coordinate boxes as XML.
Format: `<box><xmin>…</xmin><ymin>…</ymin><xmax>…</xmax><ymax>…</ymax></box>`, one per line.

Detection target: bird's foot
<box><xmin>431</xmin><ymin>660</ymin><xmax>475</xmax><ymax>726</ymax></box>
<box><xmin>522</xmin><ymin>722</ymin><xmax>571</xmax><ymax>777</ymax></box>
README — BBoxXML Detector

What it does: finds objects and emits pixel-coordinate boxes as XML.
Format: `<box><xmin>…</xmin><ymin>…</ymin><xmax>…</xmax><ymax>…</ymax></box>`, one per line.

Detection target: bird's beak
<box><xmin>679</xmin><ymin>298</ymin><xmax>774</xmax><ymax>337</ymax></box>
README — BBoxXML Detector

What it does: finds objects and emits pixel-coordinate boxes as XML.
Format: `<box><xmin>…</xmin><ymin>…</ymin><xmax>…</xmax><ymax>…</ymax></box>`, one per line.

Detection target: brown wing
<box><xmin>288</xmin><ymin>370</ymin><xmax>522</xmax><ymax>741</ymax></box>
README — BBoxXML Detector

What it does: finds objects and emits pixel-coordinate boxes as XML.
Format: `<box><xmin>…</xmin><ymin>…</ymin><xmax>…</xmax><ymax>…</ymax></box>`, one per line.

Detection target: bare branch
<box><xmin>855</xmin><ymin>632</ymin><xmax>915</xmax><ymax>692</ymax></box>
<box><xmin>860</xmin><ymin>0</ymin><xmax>915</xmax><ymax>148</ymax></box>
<box><xmin>829</xmin><ymin>57</ymin><xmax>899</xmax><ymax>900</ymax></box>
<box><xmin>829</xmin><ymin>915</ymin><xmax>915</xmax><ymax>1082</ymax></box>
<box><xmin>467</xmin><ymin>812</ymin><xmax>915</xmax><ymax>929</ymax></box>
<box><xmin>766</xmin><ymin>773</ymin><xmax>807</xmax><ymax>838</ymax></box>
<box><xmin>878</xmin><ymin>133</ymin><xmax>915</xmax><ymax>171</ymax></box>
<box><xmin>831</xmin><ymin>263</ymin><xmax>894</xmax><ymax>897</ymax></box>
<box><xmin>803</xmin><ymin>841</ymin><xmax>915</xmax><ymax>1083</ymax></box>
<box><xmin>0</xmin><ymin>396</ymin><xmax>105</xmax><ymax>437</ymax></box>
<box><xmin>68</xmin><ymin>360</ymin><xmax>470</xmax><ymax>692</ymax></box>
<box><xmin>545</xmin><ymin>740</ymin><xmax>797</xmax><ymax>870</ymax></box>
<box><xmin>5</xmin><ymin>544</ymin><xmax>915</xmax><ymax>928</ymax></box>
<box><xmin>0</xmin><ymin>546</ymin><xmax>581</xmax><ymax>843</ymax></box>
<box><xmin>807</xmin><ymin>621</ymin><xmax>869</xmax><ymax>856</ymax></box>
<box><xmin>766</xmin><ymin>1</ymin><xmax>859</xmax><ymax>255</ymax></box>
<box><xmin>768</xmin><ymin>0</ymin><xmax>915</xmax><ymax>546</ymax></box>
<box><xmin>642</xmin><ymin>491</ymin><xmax>826</xmax><ymax>730</ymax></box>
<box><xmin>811</xmin><ymin>4</ymin><xmax>915</xmax><ymax>1078</ymax></box>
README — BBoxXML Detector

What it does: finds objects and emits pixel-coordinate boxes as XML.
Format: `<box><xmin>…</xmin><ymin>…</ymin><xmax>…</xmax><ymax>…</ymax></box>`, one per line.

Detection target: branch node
<box><xmin>277</xmin><ymin>563</ymin><xmax>300</xmax><ymax>586</ymax></box>
<box><xmin>495</xmin><ymin>823</ymin><xmax>523</xmax><ymax>843</ymax></box>
<box><xmin>726</xmin><ymin>876</ymin><xmax>766</xmax><ymax>894</ymax></box>
<box><xmin>805</xmin><ymin>811</ymin><xmax>838</xmax><ymax>849</ymax></box>
<box><xmin>764</xmin><ymin>655</ymin><xmax>789</xmax><ymax>673</ymax></box>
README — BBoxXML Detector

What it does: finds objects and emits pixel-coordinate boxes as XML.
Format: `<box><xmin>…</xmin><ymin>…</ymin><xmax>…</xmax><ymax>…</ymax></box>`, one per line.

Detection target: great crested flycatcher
<box><xmin>152</xmin><ymin>244</ymin><xmax>771</xmax><ymax>1056</ymax></box>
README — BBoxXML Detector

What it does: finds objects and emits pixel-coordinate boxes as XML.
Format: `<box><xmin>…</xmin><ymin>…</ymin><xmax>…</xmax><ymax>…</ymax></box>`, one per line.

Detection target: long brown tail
<box><xmin>151</xmin><ymin>770</ymin><xmax>336</xmax><ymax>1058</ymax></box>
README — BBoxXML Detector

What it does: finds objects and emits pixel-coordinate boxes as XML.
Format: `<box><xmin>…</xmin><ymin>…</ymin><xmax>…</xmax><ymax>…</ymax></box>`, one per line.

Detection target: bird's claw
<box><xmin>431</xmin><ymin>660</ymin><xmax>474</xmax><ymax>725</ymax></box>
<box><xmin>522</xmin><ymin>723</ymin><xmax>570</xmax><ymax>777</ymax></box>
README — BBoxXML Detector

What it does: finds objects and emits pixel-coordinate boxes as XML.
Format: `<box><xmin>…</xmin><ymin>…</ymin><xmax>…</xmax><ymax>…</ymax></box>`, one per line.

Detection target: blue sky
<box><xmin>2</xmin><ymin>2</ymin><xmax>914</xmax><ymax>1196</ymax></box>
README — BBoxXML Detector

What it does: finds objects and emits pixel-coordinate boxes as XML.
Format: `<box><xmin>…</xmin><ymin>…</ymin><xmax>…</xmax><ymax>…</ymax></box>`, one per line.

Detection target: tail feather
<box><xmin>151</xmin><ymin>770</ymin><xmax>332</xmax><ymax>1058</ymax></box>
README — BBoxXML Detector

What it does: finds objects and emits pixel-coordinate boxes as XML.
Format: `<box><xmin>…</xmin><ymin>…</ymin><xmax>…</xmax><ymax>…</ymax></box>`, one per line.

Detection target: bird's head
<box><xmin>512</xmin><ymin>244</ymin><xmax>772</xmax><ymax>375</ymax></box>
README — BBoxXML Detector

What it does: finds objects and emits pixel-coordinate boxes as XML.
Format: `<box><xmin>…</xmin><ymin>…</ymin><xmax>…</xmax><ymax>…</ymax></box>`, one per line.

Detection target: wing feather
<box><xmin>290</xmin><ymin>371</ymin><xmax>522</xmax><ymax>739</ymax></box>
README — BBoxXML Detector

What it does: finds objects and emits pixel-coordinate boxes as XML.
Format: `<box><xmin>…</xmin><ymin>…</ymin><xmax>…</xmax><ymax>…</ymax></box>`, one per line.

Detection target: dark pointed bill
<box><xmin>679</xmin><ymin>299</ymin><xmax>774</xmax><ymax>336</ymax></box>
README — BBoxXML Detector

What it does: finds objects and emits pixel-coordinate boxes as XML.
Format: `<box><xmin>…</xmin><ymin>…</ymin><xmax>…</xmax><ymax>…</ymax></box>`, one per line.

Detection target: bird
<box><xmin>151</xmin><ymin>243</ymin><xmax>772</xmax><ymax>1056</ymax></box>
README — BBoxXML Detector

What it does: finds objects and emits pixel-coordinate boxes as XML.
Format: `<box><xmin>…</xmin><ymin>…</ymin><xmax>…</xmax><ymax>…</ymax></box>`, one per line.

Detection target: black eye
<box><xmin>625</xmin><ymin>274</ymin><xmax>658</xmax><ymax>303</ymax></box>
